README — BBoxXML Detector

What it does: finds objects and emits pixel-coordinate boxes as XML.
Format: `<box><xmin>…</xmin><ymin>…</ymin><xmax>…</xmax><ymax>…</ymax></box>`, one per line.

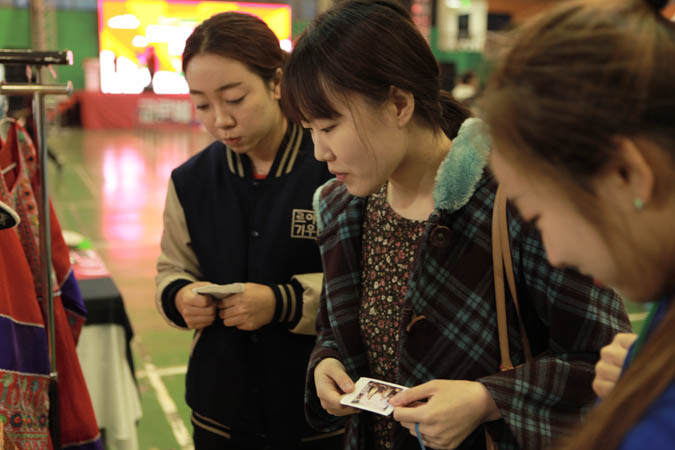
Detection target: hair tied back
<box><xmin>646</xmin><ymin>0</ymin><xmax>668</xmax><ymax>12</ymax></box>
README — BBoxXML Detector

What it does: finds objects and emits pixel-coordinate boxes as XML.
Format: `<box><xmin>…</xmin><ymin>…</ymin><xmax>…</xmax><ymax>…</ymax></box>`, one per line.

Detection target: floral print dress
<box><xmin>359</xmin><ymin>184</ymin><xmax>427</xmax><ymax>450</ymax></box>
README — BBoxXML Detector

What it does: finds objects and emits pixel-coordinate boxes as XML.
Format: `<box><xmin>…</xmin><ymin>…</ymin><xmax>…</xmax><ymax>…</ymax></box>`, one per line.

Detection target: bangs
<box><xmin>280</xmin><ymin>37</ymin><xmax>343</xmax><ymax>124</ymax></box>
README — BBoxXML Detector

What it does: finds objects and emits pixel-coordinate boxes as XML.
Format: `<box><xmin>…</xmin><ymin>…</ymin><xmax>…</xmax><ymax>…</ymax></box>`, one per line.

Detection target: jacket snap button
<box><xmin>430</xmin><ymin>225</ymin><xmax>450</xmax><ymax>248</ymax></box>
<box><xmin>251</xmin><ymin>230</ymin><xmax>259</xmax><ymax>238</ymax></box>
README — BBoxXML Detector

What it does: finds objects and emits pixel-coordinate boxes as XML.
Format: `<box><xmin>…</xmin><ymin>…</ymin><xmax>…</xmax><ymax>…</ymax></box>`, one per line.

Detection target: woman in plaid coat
<box><xmin>281</xmin><ymin>2</ymin><xmax>631</xmax><ymax>449</ymax></box>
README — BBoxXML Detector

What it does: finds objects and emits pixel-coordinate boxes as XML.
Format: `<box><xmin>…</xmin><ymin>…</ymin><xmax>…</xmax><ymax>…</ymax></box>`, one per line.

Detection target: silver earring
<box><xmin>633</xmin><ymin>198</ymin><xmax>644</xmax><ymax>211</ymax></box>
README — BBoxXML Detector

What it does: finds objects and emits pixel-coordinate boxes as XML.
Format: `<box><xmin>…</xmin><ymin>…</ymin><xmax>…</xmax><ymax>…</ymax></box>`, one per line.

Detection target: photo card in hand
<box><xmin>340</xmin><ymin>377</ymin><xmax>408</xmax><ymax>416</ymax></box>
<box><xmin>192</xmin><ymin>283</ymin><xmax>244</xmax><ymax>299</ymax></box>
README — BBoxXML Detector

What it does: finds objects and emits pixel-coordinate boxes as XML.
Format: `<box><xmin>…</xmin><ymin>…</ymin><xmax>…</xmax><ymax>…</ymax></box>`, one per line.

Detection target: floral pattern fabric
<box><xmin>359</xmin><ymin>184</ymin><xmax>426</xmax><ymax>450</ymax></box>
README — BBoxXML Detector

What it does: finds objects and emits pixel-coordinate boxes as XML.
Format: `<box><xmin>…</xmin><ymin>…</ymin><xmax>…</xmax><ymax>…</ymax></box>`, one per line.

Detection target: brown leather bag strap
<box><xmin>495</xmin><ymin>186</ymin><xmax>533</xmax><ymax>363</ymax></box>
<box><xmin>486</xmin><ymin>186</ymin><xmax>534</xmax><ymax>450</ymax></box>
<box><xmin>491</xmin><ymin>186</ymin><xmax>514</xmax><ymax>371</ymax></box>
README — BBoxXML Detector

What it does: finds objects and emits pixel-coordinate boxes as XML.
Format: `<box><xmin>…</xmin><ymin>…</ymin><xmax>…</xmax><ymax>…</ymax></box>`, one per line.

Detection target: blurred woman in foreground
<box><xmin>482</xmin><ymin>0</ymin><xmax>675</xmax><ymax>448</ymax></box>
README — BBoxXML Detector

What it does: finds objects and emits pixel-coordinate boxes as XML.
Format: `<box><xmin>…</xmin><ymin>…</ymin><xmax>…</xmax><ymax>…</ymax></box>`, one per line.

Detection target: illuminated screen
<box><xmin>98</xmin><ymin>0</ymin><xmax>292</xmax><ymax>94</ymax></box>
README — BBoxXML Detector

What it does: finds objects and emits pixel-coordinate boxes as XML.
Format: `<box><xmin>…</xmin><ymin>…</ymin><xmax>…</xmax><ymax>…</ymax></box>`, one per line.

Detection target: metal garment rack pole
<box><xmin>0</xmin><ymin>49</ymin><xmax>72</xmax><ymax>65</ymax></box>
<box><xmin>0</xmin><ymin>82</ymin><xmax>72</xmax><ymax>96</ymax></box>
<box><xmin>0</xmin><ymin>49</ymin><xmax>72</xmax><ymax>449</ymax></box>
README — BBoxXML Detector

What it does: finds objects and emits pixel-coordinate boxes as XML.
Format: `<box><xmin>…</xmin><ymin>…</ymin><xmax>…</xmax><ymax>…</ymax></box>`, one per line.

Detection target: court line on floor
<box><xmin>72</xmin><ymin>164</ymin><xmax>101</xmax><ymax>197</ymax></box>
<box><xmin>144</xmin><ymin>361</ymin><xmax>194</xmax><ymax>450</ymax></box>
<box><xmin>628</xmin><ymin>312</ymin><xmax>648</xmax><ymax>322</ymax></box>
<box><xmin>135</xmin><ymin>339</ymin><xmax>193</xmax><ymax>450</ymax></box>
<box><xmin>137</xmin><ymin>365</ymin><xmax>187</xmax><ymax>379</ymax></box>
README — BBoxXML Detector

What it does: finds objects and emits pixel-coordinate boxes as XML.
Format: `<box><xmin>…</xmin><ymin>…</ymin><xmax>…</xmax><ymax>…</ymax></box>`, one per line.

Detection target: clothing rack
<box><xmin>0</xmin><ymin>49</ymin><xmax>73</xmax><ymax>66</ymax></box>
<box><xmin>0</xmin><ymin>82</ymin><xmax>72</xmax><ymax>96</ymax></box>
<box><xmin>0</xmin><ymin>49</ymin><xmax>73</xmax><ymax>448</ymax></box>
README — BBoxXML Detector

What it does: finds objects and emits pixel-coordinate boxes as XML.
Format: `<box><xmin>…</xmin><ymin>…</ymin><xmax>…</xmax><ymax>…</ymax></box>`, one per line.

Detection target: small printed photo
<box><xmin>192</xmin><ymin>283</ymin><xmax>244</xmax><ymax>299</ymax></box>
<box><xmin>340</xmin><ymin>377</ymin><xmax>407</xmax><ymax>416</ymax></box>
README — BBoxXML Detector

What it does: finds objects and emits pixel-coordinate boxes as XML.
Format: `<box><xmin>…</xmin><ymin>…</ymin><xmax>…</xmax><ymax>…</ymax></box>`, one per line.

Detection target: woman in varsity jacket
<box><xmin>154</xmin><ymin>13</ymin><xmax>341</xmax><ymax>450</ymax></box>
<box><xmin>281</xmin><ymin>1</ymin><xmax>632</xmax><ymax>449</ymax></box>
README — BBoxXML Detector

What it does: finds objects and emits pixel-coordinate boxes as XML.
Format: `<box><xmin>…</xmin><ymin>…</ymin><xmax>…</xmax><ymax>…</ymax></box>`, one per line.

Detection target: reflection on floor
<box><xmin>49</xmin><ymin>126</ymin><xmax>212</xmax><ymax>450</ymax></box>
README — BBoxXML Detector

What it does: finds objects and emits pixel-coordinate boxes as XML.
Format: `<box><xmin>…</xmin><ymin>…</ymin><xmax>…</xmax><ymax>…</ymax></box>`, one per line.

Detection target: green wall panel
<box><xmin>0</xmin><ymin>7</ymin><xmax>98</xmax><ymax>90</ymax></box>
<box><xmin>55</xmin><ymin>9</ymin><xmax>99</xmax><ymax>90</ymax></box>
<box><xmin>0</xmin><ymin>8</ymin><xmax>31</xmax><ymax>49</ymax></box>
<box><xmin>429</xmin><ymin>26</ymin><xmax>485</xmax><ymax>79</ymax></box>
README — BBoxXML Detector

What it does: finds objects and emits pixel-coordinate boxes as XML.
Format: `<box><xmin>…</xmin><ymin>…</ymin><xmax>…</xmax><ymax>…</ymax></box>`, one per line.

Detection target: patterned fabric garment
<box><xmin>0</xmin><ymin>121</ymin><xmax>102</xmax><ymax>450</ymax></box>
<box><xmin>0</xmin><ymin>231</ymin><xmax>50</xmax><ymax>448</ymax></box>
<box><xmin>359</xmin><ymin>184</ymin><xmax>426</xmax><ymax>450</ymax></box>
<box><xmin>0</xmin><ymin>122</ymin><xmax>87</xmax><ymax>330</ymax></box>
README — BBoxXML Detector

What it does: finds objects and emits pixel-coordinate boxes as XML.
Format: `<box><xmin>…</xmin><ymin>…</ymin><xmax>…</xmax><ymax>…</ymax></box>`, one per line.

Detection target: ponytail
<box><xmin>439</xmin><ymin>90</ymin><xmax>471</xmax><ymax>139</ymax></box>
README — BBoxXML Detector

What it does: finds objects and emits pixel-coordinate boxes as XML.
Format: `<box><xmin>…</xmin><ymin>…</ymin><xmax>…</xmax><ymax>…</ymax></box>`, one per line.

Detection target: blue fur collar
<box><xmin>433</xmin><ymin>118</ymin><xmax>491</xmax><ymax>213</ymax></box>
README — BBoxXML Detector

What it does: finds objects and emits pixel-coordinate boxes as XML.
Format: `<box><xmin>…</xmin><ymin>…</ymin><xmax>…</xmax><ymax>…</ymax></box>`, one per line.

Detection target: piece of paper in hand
<box><xmin>192</xmin><ymin>283</ymin><xmax>245</xmax><ymax>299</ymax></box>
<box><xmin>340</xmin><ymin>377</ymin><xmax>408</xmax><ymax>416</ymax></box>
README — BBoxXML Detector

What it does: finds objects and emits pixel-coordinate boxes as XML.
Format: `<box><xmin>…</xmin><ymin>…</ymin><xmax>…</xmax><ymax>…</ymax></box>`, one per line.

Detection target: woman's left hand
<box><xmin>390</xmin><ymin>380</ymin><xmax>501</xmax><ymax>450</ymax></box>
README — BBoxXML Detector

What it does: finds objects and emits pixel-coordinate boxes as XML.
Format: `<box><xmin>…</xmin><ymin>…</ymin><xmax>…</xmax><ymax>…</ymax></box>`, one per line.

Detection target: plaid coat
<box><xmin>306</xmin><ymin>119</ymin><xmax>631</xmax><ymax>450</ymax></box>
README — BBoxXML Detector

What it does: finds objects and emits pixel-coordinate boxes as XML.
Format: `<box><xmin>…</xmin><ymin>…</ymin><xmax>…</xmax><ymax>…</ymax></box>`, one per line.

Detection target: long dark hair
<box><xmin>481</xmin><ymin>1</ymin><xmax>675</xmax><ymax>447</ymax></box>
<box><xmin>182</xmin><ymin>12</ymin><xmax>285</xmax><ymax>83</ymax></box>
<box><xmin>281</xmin><ymin>0</ymin><xmax>469</xmax><ymax>138</ymax></box>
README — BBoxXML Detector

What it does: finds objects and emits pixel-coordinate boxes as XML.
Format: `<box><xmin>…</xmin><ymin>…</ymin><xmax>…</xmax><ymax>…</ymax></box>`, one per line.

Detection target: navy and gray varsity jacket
<box><xmin>155</xmin><ymin>122</ymin><xmax>338</xmax><ymax>447</ymax></box>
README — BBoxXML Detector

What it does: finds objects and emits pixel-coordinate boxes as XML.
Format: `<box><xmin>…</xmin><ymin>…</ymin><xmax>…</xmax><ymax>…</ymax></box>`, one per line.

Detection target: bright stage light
<box><xmin>98</xmin><ymin>0</ymin><xmax>293</xmax><ymax>94</ymax></box>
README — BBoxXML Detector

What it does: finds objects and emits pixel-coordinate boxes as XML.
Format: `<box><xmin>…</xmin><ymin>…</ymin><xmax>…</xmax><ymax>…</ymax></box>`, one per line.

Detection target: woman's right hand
<box><xmin>314</xmin><ymin>358</ymin><xmax>360</xmax><ymax>416</ymax></box>
<box><xmin>175</xmin><ymin>281</ymin><xmax>217</xmax><ymax>329</ymax></box>
<box><xmin>593</xmin><ymin>332</ymin><xmax>638</xmax><ymax>399</ymax></box>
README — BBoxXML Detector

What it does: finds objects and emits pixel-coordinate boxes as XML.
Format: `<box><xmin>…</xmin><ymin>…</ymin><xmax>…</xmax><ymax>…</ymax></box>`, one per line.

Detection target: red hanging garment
<box><xmin>0</xmin><ymin>120</ymin><xmax>102</xmax><ymax>450</ymax></box>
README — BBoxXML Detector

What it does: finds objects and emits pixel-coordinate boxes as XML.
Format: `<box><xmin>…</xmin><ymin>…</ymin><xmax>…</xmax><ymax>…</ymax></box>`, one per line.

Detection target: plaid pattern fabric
<box><xmin>307</xmin><ymin>175</ymin><xmax>630</xmax><ymax>450</ymax></box>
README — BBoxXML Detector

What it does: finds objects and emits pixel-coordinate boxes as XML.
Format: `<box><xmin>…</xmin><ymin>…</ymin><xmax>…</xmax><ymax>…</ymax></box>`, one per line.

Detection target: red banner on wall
<box><xmin>76</xmin><ymin>91</ymin><xmax>201</xmax><ymax>129</ymax></box>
